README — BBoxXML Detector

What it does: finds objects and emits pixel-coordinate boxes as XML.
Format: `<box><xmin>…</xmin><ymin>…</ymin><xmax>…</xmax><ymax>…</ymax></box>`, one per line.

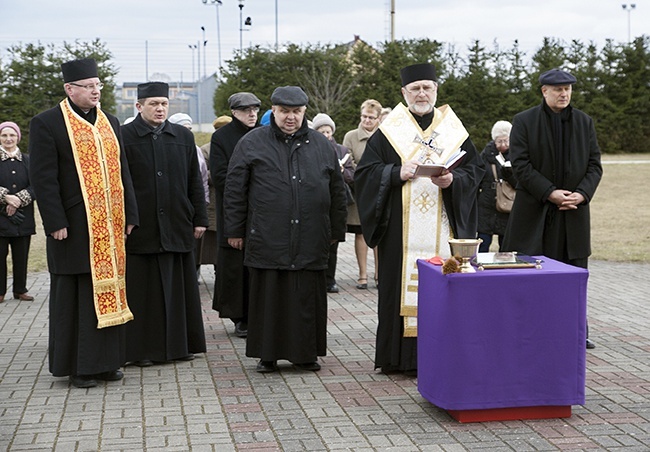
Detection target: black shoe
<box><xmin>70</xmin><ymin>375</ymin><xmax>98</xmax><ymax>388</ymax></box>
<box><xmin>234</xmin><ymin>321</ymin><xmax>248</xmax><ymax>338</ymax></box>
<box><xmin>326</xmin><ymin>284</ymin><xmax>339</xmax><ymax>293</ymax></box>
<box><xmin>379</xmin><ymin>364</ymin><xmax>399</xmax><ymax>375</ymax></box>
<box><xmin>94</xmin><ymin>370</ymin><xmax>124</xmax><ymax>381</ymax></box>
<box><xmin>256</xmin><ymin>360</ymin><xmax>278</xmax><ymax>373</ymax></box>
<box><xmin>293</xmin><ymin>361</ymin><xmax>321</xmax><ymax>371</ymax></box>
<box><xmin>586</xmin><ymin>339</ymin><xmax>596</xmax><ymax>349</ymax></box>
<box><xmin>133</xmin><ymin>359</ymin><xmax>154</xmax><ymax>367</ymax></box>
<box><xmin>175</xmin><ymin>354</ymin><xmax>195</xmax><ymax>361</ymax></box>
<box><xmin>356</xmin><ymin>278</ymin><xmax>368</xmax><ymax>290</ymax></box>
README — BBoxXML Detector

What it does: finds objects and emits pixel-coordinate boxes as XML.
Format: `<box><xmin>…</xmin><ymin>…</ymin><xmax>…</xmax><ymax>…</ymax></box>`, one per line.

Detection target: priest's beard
<box><xmin>405</xmin><ymin>94</ymin><xmax>437</xmax><ymax>116</ymax></box>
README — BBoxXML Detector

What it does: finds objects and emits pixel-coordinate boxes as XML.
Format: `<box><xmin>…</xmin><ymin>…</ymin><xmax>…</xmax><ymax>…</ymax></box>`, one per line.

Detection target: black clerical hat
<box><xmin>61</xmin><ymin>58</ymin><xmax>99</xmax><ymax>83</ymax></box>
<box><xmin>400</xmin><ymin>63</ymin><xmax>437</xmax><ymax>87</ymax></box>
<box><xmin>137</xmin><ymin>82</ymin><xmax>169</xmax><ymax>99</ymax></box>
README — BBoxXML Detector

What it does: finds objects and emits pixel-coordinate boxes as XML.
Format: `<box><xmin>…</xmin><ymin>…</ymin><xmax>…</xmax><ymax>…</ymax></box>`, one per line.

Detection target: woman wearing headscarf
<box><xmin>0</xmin><ymin>121</ymin><xmax>36</xmax><ymax>302</ymax></box>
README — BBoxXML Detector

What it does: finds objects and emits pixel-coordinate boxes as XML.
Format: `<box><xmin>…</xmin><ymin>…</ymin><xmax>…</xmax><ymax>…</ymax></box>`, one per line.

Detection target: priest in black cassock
<box><xmin>122</xmin><ymin>82</ymin><xmax>208</xmax><ymax>367</ymax></box>
<box><xmin>30</xmin><ymin>58</ymin><xmax>139</xmax><ymax>388</ymax></box>
<box><xmin>355</xmin><ymin>63</ymin><xmax>485</xmax><ymax>375</ymax></box>
<box><xmin>223</xmin><ymin>86</ymin><xmax>347</xmax><ymax>373</ymax></box>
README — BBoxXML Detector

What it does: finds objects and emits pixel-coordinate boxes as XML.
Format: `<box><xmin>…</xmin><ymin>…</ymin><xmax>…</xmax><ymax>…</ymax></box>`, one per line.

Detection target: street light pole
<box><xmin>622</xmin><ymin>3</ymin><xmax>636</xmax><ymax>43</ymax></box>
<box><xmin>201</xmin><ymin>26</ymin><xmax>207</xmax><ymax>80</ymax></box>
<box><xmin>201</xmin><ymin>0</ymin><xmax>222</xmax><ymax>75</ymax></box>
<box><xmin>188</xmin><ymin>44</ymin><xmax>196</xmax><ymax>82</ymax></box>
<box><xmin>239</xmin><ymin>0</ymin><xmax>245</xmax><ymax>54</ymax></box>
<box><xmin>275</xmin><ymin>0</ymin><xmax>278</xmax><ymax>51</ymax></box>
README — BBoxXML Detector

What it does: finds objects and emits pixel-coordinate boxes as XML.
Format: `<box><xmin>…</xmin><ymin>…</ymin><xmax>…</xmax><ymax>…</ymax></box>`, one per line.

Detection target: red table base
<box><xmin>447</xmin><ymin>405</ymin><xmax>571</xmax><ymax>423</ymax></box>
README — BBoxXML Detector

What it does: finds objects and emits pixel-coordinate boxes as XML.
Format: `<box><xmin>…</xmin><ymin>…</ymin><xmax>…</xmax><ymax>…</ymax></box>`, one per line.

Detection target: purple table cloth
<box><xmin>417</xmin><ymin>256</ymin><xmax>587</xmax><ymax>410</ymax></box>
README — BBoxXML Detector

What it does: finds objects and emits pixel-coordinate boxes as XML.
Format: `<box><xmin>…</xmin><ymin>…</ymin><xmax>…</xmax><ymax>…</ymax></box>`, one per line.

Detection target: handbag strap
<box><xmin>490</xmin><ymin>163</ymin><xmax>499</xmax><ymax>181</ymax></box>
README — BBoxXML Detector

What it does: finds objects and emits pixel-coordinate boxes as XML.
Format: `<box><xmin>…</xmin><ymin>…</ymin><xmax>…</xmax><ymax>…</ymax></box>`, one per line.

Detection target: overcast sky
<box><xmin>1</xmin><ymin>0</ymin><xmax>648</xmax><ymax>85</ymax></box>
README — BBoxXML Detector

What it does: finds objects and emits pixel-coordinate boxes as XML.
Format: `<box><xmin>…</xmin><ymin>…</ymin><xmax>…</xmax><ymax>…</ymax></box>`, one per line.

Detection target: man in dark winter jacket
<box><xmin>210</xmin><ymin>91</ymin><xmax>261</xmax><ymax>338</ymax></box>
<box><xmin>502</xmin><ymin>68</ymin><xmax>602</xmax><ymax>350</ymax></box>
<box><xmin>223</xmin><ymin>86</ymin><xmax>347</xmax><ymax>373</ymax></box>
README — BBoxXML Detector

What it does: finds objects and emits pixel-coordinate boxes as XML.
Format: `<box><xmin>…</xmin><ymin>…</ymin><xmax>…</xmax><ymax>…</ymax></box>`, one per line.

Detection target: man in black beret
<box><xmin>502</xmin><ymin>68</ymin><xmax>603</xmax><ymax>349</ymax></box>
<box><xmin>223</xmin><ymin>86</ymin><xmax>347</xmax><ymax>373</ymax></box>
<box><xmin>210</xmin><ymin>91</ymin><xmax>261</xmax><ymax>339</ymax></box>
<box><xmin>121</xmin><ymin>81</ymin><xmax>208</xmax><ymax>367</ymax></box>
<box><xmin>353</xmin><ymin>63</ymin><xmax>485</xmax><ymax>375</ymax></box>
<box><xmin>29</xmin><ymin>58</ymin><xmax>139</xmax><ymax>388</ymax></box>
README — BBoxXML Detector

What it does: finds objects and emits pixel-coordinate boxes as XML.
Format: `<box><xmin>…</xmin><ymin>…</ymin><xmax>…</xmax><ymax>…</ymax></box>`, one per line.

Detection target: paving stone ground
<box><xmin>1</xmin><ymin>238</ymin><xmax>649</xmax><ymax>451</ymax></box>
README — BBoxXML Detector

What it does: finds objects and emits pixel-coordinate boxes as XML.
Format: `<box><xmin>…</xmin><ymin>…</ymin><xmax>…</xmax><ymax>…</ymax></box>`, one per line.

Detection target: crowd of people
<box><xmin>2</xmin><ymin>57</ymin><xmax>601</xmax><ymax>388</ymax></box>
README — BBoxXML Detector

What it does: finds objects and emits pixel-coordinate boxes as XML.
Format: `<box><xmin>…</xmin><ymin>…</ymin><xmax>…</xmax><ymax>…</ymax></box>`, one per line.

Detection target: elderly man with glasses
<box><xmin>29</xmin><ymin>58</ymin><xmax>139</xmax><ymax>388</ymax></box>
<box><xmin>209</xmin><ymin>92</ymin><xmax>262</xmax><ymax>339</ymax></box>
<box><xmin>354</xmin><ymin>63</ymin><xmax>485</xmax><ymax>376</ymax></box>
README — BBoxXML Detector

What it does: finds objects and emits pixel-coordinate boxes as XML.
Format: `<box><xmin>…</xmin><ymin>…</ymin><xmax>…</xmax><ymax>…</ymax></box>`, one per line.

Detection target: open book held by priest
<box><xmin>413</xmin><ymin>149</ymin><xmax>466</xmax><ymax>177</ymax></box>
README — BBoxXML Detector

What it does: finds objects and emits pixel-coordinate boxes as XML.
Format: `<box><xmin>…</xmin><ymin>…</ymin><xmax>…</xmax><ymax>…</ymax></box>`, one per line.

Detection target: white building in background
<box><xmin>115</xmin><ymin>74</ymin><xmax>219</xmax><ymax>132</ymax></box>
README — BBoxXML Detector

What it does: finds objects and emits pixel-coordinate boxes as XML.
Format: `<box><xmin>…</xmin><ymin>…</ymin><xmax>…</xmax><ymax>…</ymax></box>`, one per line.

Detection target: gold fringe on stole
<box><xmin>60</xmin><ymin>99</ymin><xmax>133</xmax><ymax>328</ymax></box>
<box><xmin>379</xmin><ymin>103</ymin><xmax>468</xmax><ymax>337</ymax></box>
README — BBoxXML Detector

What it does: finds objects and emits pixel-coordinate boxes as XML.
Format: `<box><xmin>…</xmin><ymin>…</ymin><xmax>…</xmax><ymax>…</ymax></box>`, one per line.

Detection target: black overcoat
<box><xmin>502</xmin><ymin>103</ymin><xmax>602</xmax><ymax>260</ymax></box>
<box><xmin>223</xmin><ymin>120</ymin><xmax>347</xmax><ymax>270</ymax></box>
<box><xmin>122</xmin><ymin>115</ymin><xmax>208</xmax><ymax>254</ymax></box>
<box><xmin>210</xmin><ymin>117</ymin><xmax>255</xmax><ymax>247</ymax></box>
<box><xmin>29</xmin><ymin>103</ymin><xmax>139</xmax><ymax>274</ymax></box>
<box><xmin>0</xmin><ymin>153</ymin><xmax>36</xmax><ymax>237</ymax></box>
<box><xmin>477</xmin><ymin>142</ymin><xmax>516</xmax><ymax>236</ymax></box>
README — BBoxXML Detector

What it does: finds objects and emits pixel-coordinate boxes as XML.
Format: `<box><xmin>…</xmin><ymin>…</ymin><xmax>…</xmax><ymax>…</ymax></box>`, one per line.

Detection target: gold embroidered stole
<box><xmin>379</xmin><ymin>103</ymin><xmax>468</xmax><ymax>337</ymax></box>
<box><xmin>60</xmin><ymin>99</ymin><xmax>133</xmax><ymax>329</ymax></box>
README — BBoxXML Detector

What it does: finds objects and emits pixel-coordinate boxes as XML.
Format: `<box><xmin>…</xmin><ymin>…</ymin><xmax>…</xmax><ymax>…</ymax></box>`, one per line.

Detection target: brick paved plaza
<box><xmin>1</xmin><ymin>239</ymin><xmax>649</xmax><ymax>451</ymax></box>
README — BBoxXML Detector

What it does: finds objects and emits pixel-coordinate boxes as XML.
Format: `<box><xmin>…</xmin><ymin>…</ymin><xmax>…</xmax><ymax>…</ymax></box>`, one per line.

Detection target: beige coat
<box><xmin>342</xmin><ymin>124</ymin><xmax>376</xmax><ymax>226</ymax></box>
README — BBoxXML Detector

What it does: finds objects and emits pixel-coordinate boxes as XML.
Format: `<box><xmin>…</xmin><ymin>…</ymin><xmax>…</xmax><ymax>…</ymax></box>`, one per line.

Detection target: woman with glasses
<box><xmin>0</xmin><ymin>121</ymin><xmax>36</xmax><ymax>303</ymax></box>
<box><xmin>342</xmin><ymin>99</ymin><xmax>382</xmax><ymax>290</ymax></box>
<box><xmin>477</xmin><ymin>120</ymin><xmax>517</xmax><ymax>252</ymax></box>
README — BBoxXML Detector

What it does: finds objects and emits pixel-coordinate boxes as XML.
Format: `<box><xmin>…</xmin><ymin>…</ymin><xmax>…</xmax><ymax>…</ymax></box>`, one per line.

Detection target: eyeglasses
<box><xmin>495</xmin><ymin>138</ymin><xmax>510</xmax><ymax>145</ymax></box>
<box><xmin>69</xmin><ymin>82</ymin><xmax>104</xmax><ymax>91</ymax></box>
<box><xmin>361</xmin><ymin>114</ymin><xmax>378</xmax><ymax>121</ymax></box>
<box><xmin>237</xmin><ymin>106</ymin><xmax>260</xmax><ymax>113</ymax></box>
<box><xmin>405</xmin><ymin>84</ymin><xmax>437</xmax><ymax>95</ymax></box>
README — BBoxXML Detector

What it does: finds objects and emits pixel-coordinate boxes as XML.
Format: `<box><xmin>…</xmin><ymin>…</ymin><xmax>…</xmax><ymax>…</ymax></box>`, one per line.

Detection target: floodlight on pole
<box><xmin>201</xmin><ymin>0</ymin><xmax>222</xmax><ymax>75</ymax></box>
<box><xmin>621</xmin><ymin>4</ymin><xmax>636</xmax><ymax>43</ymax></box>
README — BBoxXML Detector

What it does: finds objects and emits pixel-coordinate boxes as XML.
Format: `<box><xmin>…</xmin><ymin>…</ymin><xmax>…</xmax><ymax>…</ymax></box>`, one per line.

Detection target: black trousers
<box><xmin>0</xmin><ymin>235</ymin><xmax>31</xmax><ymax>295</ymax></box>
<box><xmin>326</xmin><ymin>241</ymin><xmax>339</xmax><ymax>286</ymax></box>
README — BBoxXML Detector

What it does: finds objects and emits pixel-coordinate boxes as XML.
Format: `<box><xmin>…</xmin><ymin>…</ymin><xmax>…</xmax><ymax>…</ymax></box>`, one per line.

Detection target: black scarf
<box><xmin>543</xmin><ymin>101</ymin><xmax>572</xmax><ymax>188</ymax></box>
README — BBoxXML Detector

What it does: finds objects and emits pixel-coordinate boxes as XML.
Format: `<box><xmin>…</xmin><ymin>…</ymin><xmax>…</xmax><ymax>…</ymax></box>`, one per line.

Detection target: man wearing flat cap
<box><xmin>29</xmin><ymin>57</ymin><xmax>139</xmax><ymax>388</ymax></box>
<box><xmin>502</xmin><ymin>68</ymin><xmax>602</xmax><ymax>349</ymax></box>
<box><xmin>354</xmin><ymin>63</ymin><xmax>485</xmax><ymax>375</ymax></box>
<box><xmin>121</xmin><ymin>81</ymin><xmax>208</xmax><ymax>366</ymax></box>
<box><xmin>223</xmin><ymin>86</ymin><xmax>347</xmax><ymax>373</ymax></box>
<box><xmin>209</xmin><ymin>91</ymin><xmax>261</xmax><ymax>338</ymax></box>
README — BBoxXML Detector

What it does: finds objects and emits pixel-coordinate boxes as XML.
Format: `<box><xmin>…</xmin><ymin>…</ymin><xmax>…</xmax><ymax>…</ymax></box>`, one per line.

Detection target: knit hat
<box><xmin>168</xmin><ymin>113</ymin><xmax>193</xmax><ymax>127</ymax></box>
<box><xmin>260</xmin><ymin>109</ymin><xmax>272</xmax><ymax>126</ymax></box>
<box><xmin>491</xmin><ymin>120</ymin><xmax>512</xmax><ymax>140</ymax></box>
<box><xmin>0</xmin><ymin>121</ymin><xmax>21</xmax><ymax>143</ymax></box>
<box><xmin>61</xmin><ymin>58</ymin><xmax>99</xmax><ymax>83</ymax></box>
<box><xmin>311</xmin><ymin>113</ymin><xmax>335</xmax><ymax>134</ymax></box>
<box><xmin>213</xmin><ymin>115</ymin><xmax>232</xmax><ymax>130</ymax></box>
